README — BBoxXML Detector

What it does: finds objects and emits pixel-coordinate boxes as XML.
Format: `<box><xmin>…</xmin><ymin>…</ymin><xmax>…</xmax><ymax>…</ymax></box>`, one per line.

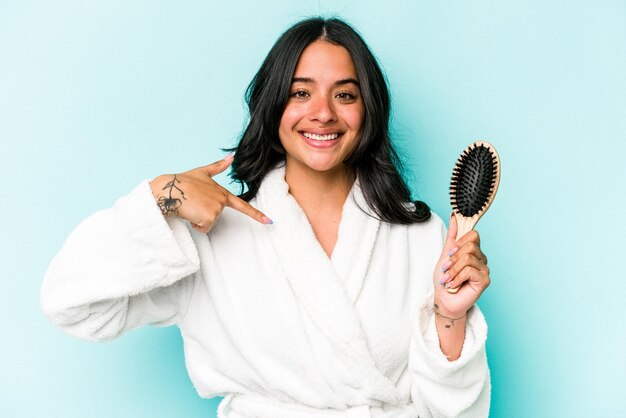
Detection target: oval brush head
<box><xmin>450</xmin><ymin>142</ymin><xmax>499</xmax><ymax>217</ymax></box>
<box><xmin>446</xmin><ymin>141</ymin><xmax>501</xmax><ymax>294</ymax></box>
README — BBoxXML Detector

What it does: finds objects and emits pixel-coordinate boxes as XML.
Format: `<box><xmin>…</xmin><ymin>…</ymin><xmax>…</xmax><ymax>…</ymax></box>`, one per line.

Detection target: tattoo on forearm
<box><xmin>156</xmin><ymin>175</ymin><xmax>186</xmax><ymax>216</ymax></box>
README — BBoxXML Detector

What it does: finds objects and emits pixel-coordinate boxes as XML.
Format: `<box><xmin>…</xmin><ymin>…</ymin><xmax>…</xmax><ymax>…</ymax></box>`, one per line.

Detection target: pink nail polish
<box><xmin>441</xmin><ymin>260</ymin><xmax>452</xmax><ymax>272</ymax></box>
<box><xmin>262</xmin><ymin>216</ymin><xmax>273</xmax><ymax>225</ymax></box>
<box><xmin>440</xmin><ymin>273</ymin><xmax>449</xmax><ymax>284</ymax></box>
<box><xmin>448</xmin><ymin>247</ymin><xmax>459</xmax><ymax>257</ymax></box>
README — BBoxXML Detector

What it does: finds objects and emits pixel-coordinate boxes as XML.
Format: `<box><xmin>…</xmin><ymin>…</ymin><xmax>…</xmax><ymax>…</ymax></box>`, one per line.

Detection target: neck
<box><xmin>283</xmin><ymin>159</ymin><xmax>355</xmax><ymax>212</ymax></box>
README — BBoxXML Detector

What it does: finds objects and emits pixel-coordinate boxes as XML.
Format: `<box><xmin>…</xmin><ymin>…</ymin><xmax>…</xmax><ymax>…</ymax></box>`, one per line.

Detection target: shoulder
<box><xmin>395</xmin><ymin>211</ymin><xmax>447</xmax><ymax>257</ymax></box>
<box><xmin>404</xmin><ymin>211</ymin><xmax>446</xmax><ymax>237</ymax></box>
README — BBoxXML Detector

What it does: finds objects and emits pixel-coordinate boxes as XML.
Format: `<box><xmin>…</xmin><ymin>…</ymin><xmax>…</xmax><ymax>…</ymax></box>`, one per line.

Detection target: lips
<box><xmin>299</xmin><ymin>131</ymin><xmax>342</xmax><ymax>149</ymax></box>
<box><xmin>301</xmin><ymin>131</ymin><xmax>340</xmax><ymax>141</ymax></box>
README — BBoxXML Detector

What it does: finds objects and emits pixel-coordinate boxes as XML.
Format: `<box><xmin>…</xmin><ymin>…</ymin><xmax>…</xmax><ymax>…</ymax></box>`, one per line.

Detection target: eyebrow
<box><xmin>291</xmin><ymin>77</ymin><xmax>360</xmax><ymax>87</ymax></box>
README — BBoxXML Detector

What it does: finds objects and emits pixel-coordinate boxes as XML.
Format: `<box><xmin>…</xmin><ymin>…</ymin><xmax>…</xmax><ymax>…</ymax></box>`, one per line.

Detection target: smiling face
<box><xmin>278</xmin><ymin>40</ymin><xmax>365</xmax><ymax>177</ymax></box>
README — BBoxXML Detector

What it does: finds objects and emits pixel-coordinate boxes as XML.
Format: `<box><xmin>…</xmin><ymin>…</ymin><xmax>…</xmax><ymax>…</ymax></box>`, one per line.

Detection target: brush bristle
<box><xmin>450</xmin><ymin>143</ymin><xmax>498</xmax><ymax>217</ymax></box>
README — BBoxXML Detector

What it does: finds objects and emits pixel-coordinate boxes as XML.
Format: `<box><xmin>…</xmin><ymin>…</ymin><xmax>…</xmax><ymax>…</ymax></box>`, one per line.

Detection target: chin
<box><xmin>285</xmin><ymin>152</ymin><xmax>349</xmax><ymax>175</ymax></box>
<box><xmin>301</xmin><ymin>158</ymin><xmax>343</xmax><ymax>173</ymax></box>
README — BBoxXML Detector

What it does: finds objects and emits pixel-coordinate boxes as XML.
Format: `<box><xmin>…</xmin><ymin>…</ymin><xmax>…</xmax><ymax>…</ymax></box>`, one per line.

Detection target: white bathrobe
<box><xmin>41</xmin><ymin>165</ymin><xmax>490</xmax><ymax>418</ymax></box>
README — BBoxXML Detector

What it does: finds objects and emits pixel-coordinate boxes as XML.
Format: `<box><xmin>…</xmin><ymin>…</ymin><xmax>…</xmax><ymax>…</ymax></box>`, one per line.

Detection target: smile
<box><xmin>301</xmin><ymin>132</ymin><xmax>341</xmax><ymax>141</ymax></box>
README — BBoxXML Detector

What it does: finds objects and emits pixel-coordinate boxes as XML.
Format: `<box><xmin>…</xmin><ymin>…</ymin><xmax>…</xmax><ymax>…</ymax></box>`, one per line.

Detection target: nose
<box><xmin>308</xmin><ymin>95</ymin><xmax>337</xmax><ymax>124</ymax></box>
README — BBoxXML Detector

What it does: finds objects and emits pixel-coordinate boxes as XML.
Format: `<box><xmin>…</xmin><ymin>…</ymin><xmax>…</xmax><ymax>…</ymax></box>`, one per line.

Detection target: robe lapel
<box><xmin>331</xmin><ymin>180</ymin><xmax>381</xmax><ymax>304</ymax></box>
<box><xmin>255</xmin><ymin>166</ymin><xmax>401</xmax><ymax>404</ymax></box>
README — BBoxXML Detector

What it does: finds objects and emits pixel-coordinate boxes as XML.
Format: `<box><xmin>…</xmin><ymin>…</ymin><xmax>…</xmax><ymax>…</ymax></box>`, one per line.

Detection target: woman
<box><xmin>41</xmin><ymin>17</ymin><xmax>491</xmax><ymax>418</ymax></box>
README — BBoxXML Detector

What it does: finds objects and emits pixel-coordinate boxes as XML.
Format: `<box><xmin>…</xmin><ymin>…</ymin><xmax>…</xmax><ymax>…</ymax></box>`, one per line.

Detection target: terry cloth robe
<box><xmin>41</xmin><ymin>165</ymin><xmax>490</xmax><ymax>418</ymax></box>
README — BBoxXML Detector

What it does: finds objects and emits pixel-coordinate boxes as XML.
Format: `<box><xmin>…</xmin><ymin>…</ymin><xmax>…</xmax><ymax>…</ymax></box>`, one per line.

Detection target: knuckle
<box><xmin>216</xmin><ymin>193</ymin><xmax>228</xmax><ymax>207</ymax></box>
<box><xmin>467</xmin><ymin>231</ymin><xmax>481</xmax><ymax>245</ymax></box>
<box><xmin>205</xmin><ymin>213</ymin><xmax>217</xmax><ymax>224</ymax></box>
<box><xmin>447</xmin><ymin>266</ymin><xmax>456</xmax><ymax>277</ymax></box>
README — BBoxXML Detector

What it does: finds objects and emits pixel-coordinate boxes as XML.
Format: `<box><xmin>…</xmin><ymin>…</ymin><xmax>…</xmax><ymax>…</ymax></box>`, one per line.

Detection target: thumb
<box><xmin>199</xmin><ymin>154</ymin><xmax>234</xmax><ymax>177</ymax></box>
<box><xmin>441</xmin><ymin>212</ymin><xmax>458</xmax><ymax>258</ymax></box>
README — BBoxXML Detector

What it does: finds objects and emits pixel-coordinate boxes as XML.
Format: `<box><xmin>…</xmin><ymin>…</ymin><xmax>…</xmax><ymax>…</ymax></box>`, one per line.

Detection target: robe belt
<box><xmin>219</xmin><ymin>394</ymin><xmax>418</xmax><ymax>418</ymax></box>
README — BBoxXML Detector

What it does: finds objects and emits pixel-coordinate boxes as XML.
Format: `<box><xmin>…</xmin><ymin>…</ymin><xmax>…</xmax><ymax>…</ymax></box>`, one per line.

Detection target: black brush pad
<box><xmin>450</xmin><ymin>144</ymin><xmax>497</xmax><ymax>217</ymax></box>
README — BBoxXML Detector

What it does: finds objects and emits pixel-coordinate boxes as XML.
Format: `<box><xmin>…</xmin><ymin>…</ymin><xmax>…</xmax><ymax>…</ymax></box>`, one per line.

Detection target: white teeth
<box><xmin>302</xmin><ymin>132</ymin><xmax>340</xmax><ymax>141</ymax></box>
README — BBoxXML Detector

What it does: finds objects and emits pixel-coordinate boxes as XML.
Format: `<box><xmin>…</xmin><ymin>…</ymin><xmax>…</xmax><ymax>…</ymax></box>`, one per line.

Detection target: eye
<box><xmin>290</xmin><ymin>90</ymin><xmax>309</xmax><ymax>99</ymax></box>
<box><xmin>336</xmin><ymin>91</ymin><xmax>357</xmax><ymax>102</ymax></box>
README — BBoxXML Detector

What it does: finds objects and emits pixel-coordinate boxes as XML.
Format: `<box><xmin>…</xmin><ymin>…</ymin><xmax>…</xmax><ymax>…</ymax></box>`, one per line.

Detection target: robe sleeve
<box><xmin>409</xmin><ymin>302</ymin><xmax>490</xmax><ymax>418</ymax></box>
<box><xmin>40</xmin><ymin>180</ymin><xmax>201</xmax><ymax>341</ymax></box>
<box><xmin>408</xmin><ymin>217</ymin><xmax>491</xmax><ymax>418</ymax></box>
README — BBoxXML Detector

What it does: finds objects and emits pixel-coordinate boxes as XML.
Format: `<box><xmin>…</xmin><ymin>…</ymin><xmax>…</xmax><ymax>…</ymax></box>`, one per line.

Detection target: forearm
<box><xmin>434</xmin><ymin>303</ymin><xmax>467</xmax><ymax>361</ymax></box>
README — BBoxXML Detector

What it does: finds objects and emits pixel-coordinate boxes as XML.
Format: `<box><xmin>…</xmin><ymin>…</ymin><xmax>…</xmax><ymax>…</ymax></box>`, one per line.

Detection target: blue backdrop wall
<box><xmin>1</xmin><ymin>1</ymin><xmax>624</xmax><ymax>417</ymax></box>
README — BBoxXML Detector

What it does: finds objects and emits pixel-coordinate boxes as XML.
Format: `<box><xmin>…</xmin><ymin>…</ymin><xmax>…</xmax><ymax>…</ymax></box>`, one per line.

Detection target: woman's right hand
<box><xmin>149</xmin><ymin>154</ymin><xmax>272</xmax><ymax>233</ymax></box>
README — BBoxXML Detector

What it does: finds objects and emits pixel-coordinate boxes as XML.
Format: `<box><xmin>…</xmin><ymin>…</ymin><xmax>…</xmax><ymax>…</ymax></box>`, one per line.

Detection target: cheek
<box><xmin>278</xmin><ymin>110</ymin><xmax>299</xmax><ymax>150</ymax></box>
<box><xmin>279</xmin><ymin>104</ymin><xmax>300</xmax><ymax>132</ymax></box>
<box><xmin>344</xmin><ymin>105</ymin><xmax>365</xmax><ymax>130</ymax></box>
<box><xmin>347</xmin><ymin>109</ymin><xmax>365</xmax><ymax>151</ymax></box>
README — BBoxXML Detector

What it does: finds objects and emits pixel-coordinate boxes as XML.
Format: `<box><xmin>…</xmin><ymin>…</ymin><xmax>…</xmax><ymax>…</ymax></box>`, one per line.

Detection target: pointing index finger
<box><xmin>227</xmin><ymin>193</ymin><xmax>273</xmax><ymax>225</ymax></box>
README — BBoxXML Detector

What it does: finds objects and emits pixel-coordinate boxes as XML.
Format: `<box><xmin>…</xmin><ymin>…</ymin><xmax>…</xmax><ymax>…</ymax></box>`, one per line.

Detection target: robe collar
<box><xmin>254</xmin><ymin>164</ymin><xmax>401</xmax><ymax>404</ymax></box>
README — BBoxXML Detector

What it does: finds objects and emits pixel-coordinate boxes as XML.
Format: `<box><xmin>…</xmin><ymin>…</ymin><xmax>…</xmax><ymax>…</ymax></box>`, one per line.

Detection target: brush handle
<box><xmin>444</xmin><ymin>212</ymin><xmax>479</xmax><ymax>294</ymax></box>
<box><xmin>454</xmin><ymin>212</ymin><xmax>478</xmax><ymax>241</ymax></box>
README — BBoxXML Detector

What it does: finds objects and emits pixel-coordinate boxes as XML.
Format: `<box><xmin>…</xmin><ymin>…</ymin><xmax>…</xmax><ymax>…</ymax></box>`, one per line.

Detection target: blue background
<box><xmin>1</xmin><ymin>1</ymin><xmax>624</xmax><ymax>417</ymax></box>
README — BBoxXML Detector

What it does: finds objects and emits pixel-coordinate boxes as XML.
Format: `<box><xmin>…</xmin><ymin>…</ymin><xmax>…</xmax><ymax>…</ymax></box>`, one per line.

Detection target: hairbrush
<box><xmin>446</xmin><ymin>141</ymin><xmax>501</xmax><ymax>294</ymax></box>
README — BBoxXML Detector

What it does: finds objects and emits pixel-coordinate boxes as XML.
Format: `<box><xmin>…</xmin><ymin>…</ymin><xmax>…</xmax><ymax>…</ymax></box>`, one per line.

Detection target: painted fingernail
<box><xmin>445</xmin><ymin>281</ymin><xmax>452</xmax><ymax>289</ymax></box>
<box><xmin>224</xmin><ymin>153</ymin><xmax>234</xmax><ymax>161</ymax></box>
<box><xmin>439</xmin><ymin>273</ymin><xmax>450</xmax><ymax>284</ymax></box>
<box><xmin>448</xmin><ymin>247</ymin><xmax>459</xmax><ymax>257</ymax></box>
<box><xmin>441</xmin><ymin>260</ymin><xmax>453</xmax><ymax>272</ymax></box>
<box><xmin>262</xmin><ymin>216</ymin><xmax>273</xmax><ymax>225</ymax></box>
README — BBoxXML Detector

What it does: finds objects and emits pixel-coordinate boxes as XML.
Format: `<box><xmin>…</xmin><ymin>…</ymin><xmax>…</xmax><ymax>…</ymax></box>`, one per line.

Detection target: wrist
<box><xmin>150</xmin><ymin>175</ymin><xmax>166</xmax><ymax>196</ymax></box>
<box><xmin>434</xmin><ymin>293</ymin><xmax>467</xmax><ymax>315</ymax></box>
<box><xmin>433</xmin><ymin>303</ymin><xmax>468</xmax><ymax>328</ymax></box>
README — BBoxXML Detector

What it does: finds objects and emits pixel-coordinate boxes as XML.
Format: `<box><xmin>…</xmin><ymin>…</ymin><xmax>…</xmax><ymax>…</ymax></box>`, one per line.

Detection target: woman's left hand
<box><xmin>432</xmin><ymin>214</ymin><xmax>491</xmax><ymax>318</ymax></box>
